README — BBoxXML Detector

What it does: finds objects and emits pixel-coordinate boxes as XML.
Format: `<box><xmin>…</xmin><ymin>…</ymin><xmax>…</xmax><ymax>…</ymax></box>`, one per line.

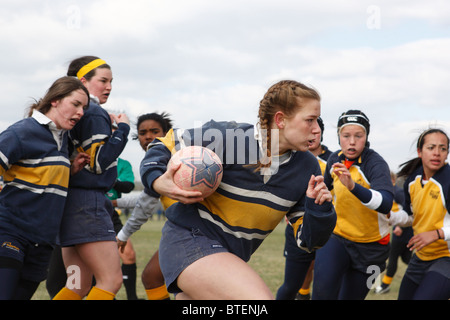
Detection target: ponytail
<box><xmin>397</xmin><ymin>157</ymin><xmax>422</xmax><ymax>179</ymax></box>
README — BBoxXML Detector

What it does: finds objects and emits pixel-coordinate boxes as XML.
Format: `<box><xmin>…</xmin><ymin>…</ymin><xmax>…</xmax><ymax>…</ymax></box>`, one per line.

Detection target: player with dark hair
<box><xmin>390</xmin><ymin>128</ymin><xmax>450</xmax><ymax>300</ymax></box>
<box><xmin>115</xmin><ymin>112</ymin><xmax>174</xmax><ymax>300</ymax></box>
<box><xmin>0</xmin><ymin>77</ymin><xmax>90</xmax><ymax>299</ymax></box>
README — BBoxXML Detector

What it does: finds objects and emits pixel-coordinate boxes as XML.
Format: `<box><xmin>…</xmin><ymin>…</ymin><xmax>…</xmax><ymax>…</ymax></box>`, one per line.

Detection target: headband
<box><xmin>76</xmin><ymin>59</ymin><xmax>107</xmax><ymax>79</ymax></box>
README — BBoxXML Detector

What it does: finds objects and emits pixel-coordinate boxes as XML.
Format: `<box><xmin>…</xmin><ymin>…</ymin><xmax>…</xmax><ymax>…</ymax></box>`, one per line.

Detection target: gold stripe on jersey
<box><xmin>202</xmin><ymin>191</ymin><xmax>287</xmax><ymax>233</ymax></box>
<box><xmin>4</xmin><ymin>163</ymin><xmax>69</xmax><ymax>188</ymax></box>
<box><xmin>161</xmin><ymin>196</ymin><xmax>177</xmax><ymax>210</ymax></box>
<box><xmin>75</xmin><ymin>134</ymin><xmax>109</xmax><ymax>173</ymax></box>
<box><xmin>317</xmin><ymin>157</ymin><xmax>327</xmax><ymax>175</ymax></box>
<box><xmin>78</xmin><ymin>134</ymin><xmax>109</xmax><ymax>150</ymax></box>
<box><xmin>77</xmin><ymin>141</ymin><xmax>105</xmax><ymax>173</ymax></box>
<box><xmin>291</xmin><ymin>216</ymin><xmax>304</xmax><ymax>238</ymax></box>
<box><xmin>332</xmin><ymin>165</ymin><xmax>390</xmax><ymax>243</ymax></box>
<box><xmin>154</xmin><ymin>129</ymin><xmax>177</xmax><ymax>154</ymax></box>
<box><xmin>408</xmin><ymin>176</ymin><xmax>450</xmax><ymax>261</ymax></box>
<box><xmin>198</xmin><ymin>209</ymin><xmax>268</xmax><ymax>240</ymax></box>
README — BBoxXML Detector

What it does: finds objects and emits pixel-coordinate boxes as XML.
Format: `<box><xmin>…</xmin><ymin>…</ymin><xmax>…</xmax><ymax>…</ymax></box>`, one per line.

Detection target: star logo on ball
<box><xmin>182</xmin><ymin>148</ymin><xmax>223</xmax><ymax>189</ymax></box>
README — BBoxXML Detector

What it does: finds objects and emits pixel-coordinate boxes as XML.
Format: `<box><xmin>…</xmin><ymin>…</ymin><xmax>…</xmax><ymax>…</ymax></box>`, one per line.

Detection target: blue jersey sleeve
<box><xmin>140</xmin><ymin>130</ymin><xmax>175</xmax><ymax>197</ymax></box>
<box><xmin>288</xmin><ymin>156</ymin><xmax>336</xmax><ymax>252</ymax></box>
<box><xmin>0</xmin><ymin>127</ymin><xmax>21</xmax><ymax>175</ymax></box>
<box><xmin>298</xmin><ymin>197</ymin><xmax>336</xmax><ymax>252</ymax></box>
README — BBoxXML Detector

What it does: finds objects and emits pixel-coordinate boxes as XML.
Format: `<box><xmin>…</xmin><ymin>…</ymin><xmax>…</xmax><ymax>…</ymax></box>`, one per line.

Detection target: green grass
<box><xmin>31</xmin><ymin>217</ymin><xmax>406</xmax><ymax>300</ymax></box>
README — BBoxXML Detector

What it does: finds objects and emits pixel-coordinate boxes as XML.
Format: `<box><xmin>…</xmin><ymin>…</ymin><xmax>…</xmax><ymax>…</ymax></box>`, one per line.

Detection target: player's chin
<box><xmin>296</xmin><ymin>143</ymin><xmax>311</xmax><ymax>152</ymax></box>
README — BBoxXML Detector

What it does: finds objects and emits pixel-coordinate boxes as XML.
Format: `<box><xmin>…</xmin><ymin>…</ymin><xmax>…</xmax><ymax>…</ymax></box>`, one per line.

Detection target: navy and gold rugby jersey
<box><xmin>316</xmin><ymin>145</ymin><xmax>332</xmax><ymax>175</ymax></box>
<box><xmin>324</xmin><ymin>147</ymin><xmax>393</xmax><ymax>243</ymax></box>
<box><xmin>403</xmin><ymin>165</ymin><xmax>450</xmax><ymax>261</ymax></box>
<box><xmin>68</xmin><ymin>99</ymin><xmax>129</xmax><ymax>191</ymax></box>
<box><xmin>141</xmin><ymin>120</ymin><xmax>336</xmax><ymax>261</ymax></box>
<box><xmin>391</xmin><ymin>185</ymin><xmax>405</xmax><ymax>213</ymax></box>
<box><xmin>0</xmin><ymin>113</ymin><xmax>70</xmax><ymax>244</ymax></box>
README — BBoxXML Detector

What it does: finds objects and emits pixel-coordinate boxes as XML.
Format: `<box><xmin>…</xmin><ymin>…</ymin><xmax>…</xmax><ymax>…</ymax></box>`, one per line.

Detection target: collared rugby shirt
<box><xmin>0</xmin><ymin>111</ymin><xmax>70</xmax><ymax>244</ymax></box>
<box><xmin>141</xmin><ymin>120</ymin><xmax>336</xmax><ymax>261</ymax></box>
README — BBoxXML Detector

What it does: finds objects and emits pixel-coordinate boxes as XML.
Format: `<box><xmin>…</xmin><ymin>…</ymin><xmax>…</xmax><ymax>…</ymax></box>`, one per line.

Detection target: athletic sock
<box><xmin>299</xmin><ymin>288</ymin><xmax>311</xmax><ymax>296</ymax></box>
<box><xmin>0</xmin><ymin>267</ymin><xmax>20</xmax><ymax>300</ymax></box>
<box><xmin>382</xmin><ymin>275</ymin><xmax>393</xmax><ymax>285</ymax></box>
<box><xmin>146</xmin><ymin>284</ymin><xmax>170</xmax><ymax>300</ymax></box>
<box><xmin>52</xmin><ymin>287</ymin><xmax>82</xmax><ymax>300</ymax></box>
<box><xmin>86</xmin><ymin>286</ymin><xmax>115</xmax><ymax>300</ymax></box>
<box><xmin>122</xmin><ymin>263</ymin><xmax>138</xmax><ymax>300</ymax></box>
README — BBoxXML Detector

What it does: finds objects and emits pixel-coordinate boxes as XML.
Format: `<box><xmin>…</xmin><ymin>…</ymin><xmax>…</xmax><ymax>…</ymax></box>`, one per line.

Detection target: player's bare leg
<box><xmin>176</xmin><ymin>252</ymin><xmax>273</xmax><ymax>300</ymax></box>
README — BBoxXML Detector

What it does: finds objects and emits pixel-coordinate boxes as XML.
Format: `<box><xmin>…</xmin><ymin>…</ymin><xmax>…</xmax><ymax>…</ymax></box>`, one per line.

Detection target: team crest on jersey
<box><xmin>429</xmin><ymin>190</ymin><xmax>440</xmax><ymax>200</ymax></box>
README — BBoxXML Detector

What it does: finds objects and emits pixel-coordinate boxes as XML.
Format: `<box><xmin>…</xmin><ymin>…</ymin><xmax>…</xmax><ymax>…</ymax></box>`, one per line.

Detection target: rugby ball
<box><xmin>168</xmin><ymin>146</ymin><xmax>223</xmax><ymax>198</ymax></box>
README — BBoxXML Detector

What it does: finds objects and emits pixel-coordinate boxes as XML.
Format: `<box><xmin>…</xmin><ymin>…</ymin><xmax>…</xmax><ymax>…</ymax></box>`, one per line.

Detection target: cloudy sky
<box><xmin>1</xmin><ymin>0</ymin><xmax>450</xmax><ymax>180</ymax></box>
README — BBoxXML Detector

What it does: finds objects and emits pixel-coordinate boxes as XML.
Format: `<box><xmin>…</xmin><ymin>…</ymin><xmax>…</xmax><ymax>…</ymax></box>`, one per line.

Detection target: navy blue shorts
<box><xmin>158</xmin><ymin>220</ymin><xmax>228</xmax><ymax>294</ymax></box>
<box><xmin>0</xmin><ymin>222</ymin><xmax>53</xmax><ymax>282</ymax></box>
<box><xmin>404</xmin><ymin>255</ymin><xmax>450</xmax><ymax>285</ymax></box>
<box><xmin>316</xmin><ymin>233</ymin><xmax>390</xmax><ymax>273</ymax></box>
<box><xmin>58</xmin><ymin>188</ymin><xmax>116</xmax><ymax>247</ymax></box>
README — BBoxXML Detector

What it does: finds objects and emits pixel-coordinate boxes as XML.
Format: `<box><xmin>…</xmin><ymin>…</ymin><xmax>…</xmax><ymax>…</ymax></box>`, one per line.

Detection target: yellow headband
<box><xmin>77</xmin><ymin>59</ymin><xmax>107</xmax><ymax>79</ymax></box>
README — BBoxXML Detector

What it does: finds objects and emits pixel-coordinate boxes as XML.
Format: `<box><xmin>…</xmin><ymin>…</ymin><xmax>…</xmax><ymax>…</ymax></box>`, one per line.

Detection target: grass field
<box><xmin>31</xmin><ymin>215</ymin><xmax>406</xmax><ymax>300</ymax></box>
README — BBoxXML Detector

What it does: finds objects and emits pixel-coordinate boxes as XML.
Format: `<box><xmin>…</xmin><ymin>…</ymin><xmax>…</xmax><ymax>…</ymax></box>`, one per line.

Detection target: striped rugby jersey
<box><xmin>0</xmin><ymin>112</ymin><xmax>70</xmax><ymax>244</ymax></box>
<box><xmin>68</xmin><ymin>99</ymin><xmax>129</xmax><ymax>192</ymax></box>
<box><xmin>141</xmin><ymin>120</ymin><xmax>336</xmax><ymax>261</ymax></box>
<box><xmin>317</xmin><ymin>145</ymin><xmax>332</xmax><ymax>175</ymax></box>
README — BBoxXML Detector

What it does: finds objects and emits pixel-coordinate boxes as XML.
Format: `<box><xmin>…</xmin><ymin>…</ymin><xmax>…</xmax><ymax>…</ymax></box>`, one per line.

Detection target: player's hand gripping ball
<box><xmin>168</xmin><ymin>146</ymin><xmax>223</xmax><ymax>198</ymax></box>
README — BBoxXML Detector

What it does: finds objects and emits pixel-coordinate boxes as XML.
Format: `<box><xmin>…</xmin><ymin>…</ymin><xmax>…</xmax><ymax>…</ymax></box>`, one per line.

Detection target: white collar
<box><xmin>32</xmin><ymin>110</ymin><xmax>64</xmax><ymax>150</ymax></box>
<box><xmin>90</xmin><ymin>94</ymin><xmax>100</xmax><ymax>104</ymax></box>
<box><xmin>32</xmin><ymin>109</ymin><xmax>53</xmax><ymax>125</ymax></box>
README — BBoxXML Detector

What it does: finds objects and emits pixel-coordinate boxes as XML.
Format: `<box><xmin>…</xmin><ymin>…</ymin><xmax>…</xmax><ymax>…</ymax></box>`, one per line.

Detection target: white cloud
<box><xmin>1</xmin><ymin>0</ymin><xmax>450</xmax><ymax>178</ymax></box>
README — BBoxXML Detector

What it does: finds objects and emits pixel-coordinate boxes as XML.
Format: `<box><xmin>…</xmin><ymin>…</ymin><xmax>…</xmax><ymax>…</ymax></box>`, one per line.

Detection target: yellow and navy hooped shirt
<box><xmin>68</xmin><ymin>99</ymin><xmax>129</xmax><ymax>192</ymax></box>
<box><xmin>316</xmin><ymin>145</ymin><xmax>332</xmax><ymax>175</ymax></box>
<box><xmin>0</xmin><ymin>112</ymin><xmax>70</xmax><ymax>244</ymax></box>
<box><xmin>324</xmin><ymin>148</ymin><xmax>393</xmax><ymax>243</ymax></box>
<box><xmin>403</xmin><ymin>165</ymin><xmax>450</xmax><ymax>261</ymax></box>
<box><xmin>141</xmin><ymin>120</ymin><xmax>336</xmax><ymax>261</ymax></box>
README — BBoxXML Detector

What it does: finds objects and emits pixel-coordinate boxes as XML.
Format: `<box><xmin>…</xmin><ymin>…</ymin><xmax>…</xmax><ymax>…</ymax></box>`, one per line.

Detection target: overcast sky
<box><xmin>1</xmin><ymin>0</ymin><xmax>450</xmax><ymax>180</ymax></box>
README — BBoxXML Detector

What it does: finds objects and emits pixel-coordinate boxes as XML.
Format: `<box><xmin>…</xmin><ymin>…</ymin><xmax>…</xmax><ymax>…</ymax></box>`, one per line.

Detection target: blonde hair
<box><xmin>256</xmin><ymin>80</ymin><xmax>320</xmax><ymax>171</ymax></box>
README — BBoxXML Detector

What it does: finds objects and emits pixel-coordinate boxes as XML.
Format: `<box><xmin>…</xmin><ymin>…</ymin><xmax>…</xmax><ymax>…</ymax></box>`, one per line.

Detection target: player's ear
<box><xmin>274</xmin><ymin>111</ymin><xmax>285</xmax><ymax>129</ymax></box>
